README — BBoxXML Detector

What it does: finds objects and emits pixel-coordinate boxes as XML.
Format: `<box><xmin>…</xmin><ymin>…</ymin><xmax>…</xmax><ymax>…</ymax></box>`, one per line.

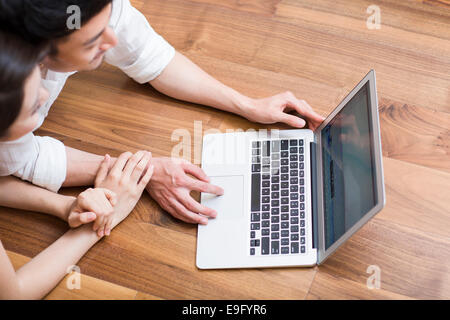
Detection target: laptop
<box><xmin>197</xmin><ymin>70</ymin><xmax>385</xmax><ymax>269</ymax></box>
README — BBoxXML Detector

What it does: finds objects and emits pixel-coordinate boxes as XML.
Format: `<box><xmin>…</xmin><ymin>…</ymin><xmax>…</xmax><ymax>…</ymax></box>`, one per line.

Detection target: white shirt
<box><xmin>0</xmin><ymin>0</ymin><xmax>175</xmax><ymax>192</ymax></box>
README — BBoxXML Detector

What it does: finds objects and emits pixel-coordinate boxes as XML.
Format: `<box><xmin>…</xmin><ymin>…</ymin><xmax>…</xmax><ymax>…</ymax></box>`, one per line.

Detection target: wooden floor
<box><xmin>1</xmin><ymin>0</ymin><xmax>449</xmax><ymax>299</ymax></box>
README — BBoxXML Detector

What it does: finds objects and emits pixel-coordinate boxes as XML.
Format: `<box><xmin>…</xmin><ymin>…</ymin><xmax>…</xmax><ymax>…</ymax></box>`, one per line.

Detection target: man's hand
<box><xmin>242</xmin><ymin>91</ymin><xmax>325</xmax><ymax>131</ymax></box>
<box><xmin>95</xmin><ymin>151</ymin><xmax>154</xmax><ymax>234</ymax></box>
<box><xmin>146</xmin><ymin>157</ymin><xmax>224</xmax><ymax>225</ymax></box>
<box><xmin>66</xmin><ymin>188</ymin><xmax>117</xmax><ymax>232</ymax></box>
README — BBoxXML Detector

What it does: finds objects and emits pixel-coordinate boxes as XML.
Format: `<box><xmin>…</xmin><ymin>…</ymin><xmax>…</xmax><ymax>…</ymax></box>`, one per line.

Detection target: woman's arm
<box><xmin>0</xmin><ymin>225</ymin><xmax>100</xmax><ymax>300</ymax></box>
<box><xmin>0</xmin><ymin>176</ymin><xmax>74</xmax><ymax>221</ymax></box>
<box><xmin>0</xmin><ymin>151</ymin><xmax>153</xmax><ymax>299</ymax></box>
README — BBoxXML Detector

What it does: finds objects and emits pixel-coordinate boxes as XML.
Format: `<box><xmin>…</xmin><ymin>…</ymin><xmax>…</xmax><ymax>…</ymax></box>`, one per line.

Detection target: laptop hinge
<box><xmin>310</xmin><ymin>142</ymin><xmax>318</xmax><ymax>249</ymax></box>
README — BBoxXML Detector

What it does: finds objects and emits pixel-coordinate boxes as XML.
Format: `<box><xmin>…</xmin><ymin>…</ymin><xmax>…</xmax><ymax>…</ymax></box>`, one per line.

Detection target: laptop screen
<box><xmin>321</xmin><ymin>82</ymin><xmax>377</xmax><ymax>250</ymax></box>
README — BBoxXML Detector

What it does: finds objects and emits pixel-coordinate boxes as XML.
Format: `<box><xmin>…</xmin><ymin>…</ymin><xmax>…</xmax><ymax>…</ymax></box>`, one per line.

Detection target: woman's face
<box><xmin>1</xmin><ymin>66</ymin><xmax>49</xmax><ymax>141</ymax></box>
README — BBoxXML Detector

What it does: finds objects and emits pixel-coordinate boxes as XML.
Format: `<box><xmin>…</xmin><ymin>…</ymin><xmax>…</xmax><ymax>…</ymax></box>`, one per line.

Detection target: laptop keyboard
<box><xmin>250</xmin><ymin>139</ymin><xmax>307</xmax><ymax>256</ymax></box>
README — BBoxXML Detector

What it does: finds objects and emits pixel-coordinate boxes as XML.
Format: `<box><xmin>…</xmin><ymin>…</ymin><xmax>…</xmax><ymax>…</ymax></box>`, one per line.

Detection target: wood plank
<box><xmin>139</xmin><ymin>0</ymin><xmax>450</xmax><ymax>113</ymax></box>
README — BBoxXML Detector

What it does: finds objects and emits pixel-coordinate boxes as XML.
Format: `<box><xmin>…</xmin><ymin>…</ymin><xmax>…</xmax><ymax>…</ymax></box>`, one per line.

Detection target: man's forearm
<box><xmin>149</xmin><ymin>51</ymin><xmax>254</xmax><ymax>119</ymax></box>
<box><xmin>63</xmin><ymin>147</ymin><xmax>116</xmax><ymax>187</ymax></box>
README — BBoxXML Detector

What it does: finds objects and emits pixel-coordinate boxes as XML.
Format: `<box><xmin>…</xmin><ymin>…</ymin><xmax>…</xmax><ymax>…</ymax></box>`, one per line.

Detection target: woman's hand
<box><xmin>95</xmin><ymin>151</ymin><xmax>154</xmax><ymax>233</ymax></box>
<box><xmin>66</xmin><ymin>188</ymin><xmax>117</xmax><ymax>233</ymax></box>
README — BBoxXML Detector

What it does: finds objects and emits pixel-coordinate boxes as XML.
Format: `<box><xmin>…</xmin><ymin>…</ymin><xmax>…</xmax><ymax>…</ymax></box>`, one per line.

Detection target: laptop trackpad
<box><xmin>201</xmin><ymin>175</ymin><xmax>244</xmax><ymax>220</ymax></box>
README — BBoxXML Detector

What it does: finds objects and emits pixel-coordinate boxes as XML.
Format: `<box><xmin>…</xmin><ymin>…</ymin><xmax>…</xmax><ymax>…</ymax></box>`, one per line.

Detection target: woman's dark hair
<box><xmin>0</xmin><ymin>0</ymin><xmax>113</xmax><ymax>53</ymax></box>
<box><xmin>0</xmin><ymin>31</ymin><xmax>49</xmax><ymax>138</ymax></box>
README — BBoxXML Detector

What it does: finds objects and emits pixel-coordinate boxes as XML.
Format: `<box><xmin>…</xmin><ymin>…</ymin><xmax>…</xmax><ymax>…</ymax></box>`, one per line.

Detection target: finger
<box><xmin>97</xmin><ymin>188</ymin><xmax>117</xmax><ymax>206</ymax></box>
<box><xmin>187</xmin><ymin>177</ymin><xmax>224</xmax><ymax>195</ymax></box>
<box><xmin>168</xmin><ymin>197</ymin><xmax>208</xmax><ymax>225</ymax></box>
<box><xmin>110</xmin><ymin>151</ymin><xmax>133</xmax><ymax>176</ymax></box>
<box><xmin>280</xmin><ymin>113</ymin><xmax>306</xmax><ymax>128</ymax></box>
<box><xmin>182</xmin><ymin>194</ymin><xmax>217</xmax><ymax>218</ymax></box>
<box><xmin>123</xmin><ymin>151</ymin><xmax>146</xmax><ymax>179</ymax></box>
<box><xmin>181</xmin><ymin>162</ymin><xmax>210</xmax><ymax>183</ymax></box>
<box><xmin>68</xmin><ymin>212</ymin><xmax>96</xmax><ymax>228</ymax></box>
<box><xmin>138</xmin><ymin>164</ymin><xmax>154</xmax><ymax>190</ymax></box>
<box><xmin>288</xmin><ymin>99</ymin><xmax>325</xmax><ymax>123</ymax></box>
<box><xmin>95</xmin><ymin>154</ymin><xmax>110</xmax><ymax>187</ymax></box>
<box><xmin>104</xmin><ymin>216</ymin><xmax>113</xmax><ymax>236</ymax></box>
<box><xmin>130</xmin><ymin>151</ymin><xmax>151</xmax><ymax>183</ymax></box>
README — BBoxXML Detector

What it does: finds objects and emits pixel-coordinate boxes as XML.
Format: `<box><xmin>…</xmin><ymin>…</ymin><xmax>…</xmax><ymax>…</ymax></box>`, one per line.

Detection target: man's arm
<box><xmin>63</xmin><ymin>147</ymin><xmax>115</xmax><ymax>187</ymax></box>
<box><xmin>150</xmin><ymin>51</ymin><xmax>325</xmax><ymax>130</ymax></box>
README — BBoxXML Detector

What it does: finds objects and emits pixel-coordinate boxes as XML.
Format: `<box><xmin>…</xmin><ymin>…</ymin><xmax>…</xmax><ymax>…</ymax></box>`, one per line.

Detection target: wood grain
<box><xmin>0</xmin><ymin>0</ymin><xmax>449</xmax><ymax>299</ymax></box>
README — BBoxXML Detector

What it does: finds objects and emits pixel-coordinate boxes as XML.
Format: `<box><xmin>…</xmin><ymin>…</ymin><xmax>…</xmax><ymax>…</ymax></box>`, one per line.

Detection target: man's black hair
<box><xmin>0</xmin><ymin>0</ymin><xmax>113</xmax><ymax>46</ymax></box>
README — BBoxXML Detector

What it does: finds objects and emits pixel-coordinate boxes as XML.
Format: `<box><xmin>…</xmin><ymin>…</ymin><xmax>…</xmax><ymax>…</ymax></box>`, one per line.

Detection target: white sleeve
<box><xmin>105</xmin><ymin>0</ymin><xmax>176</xmax><ymax>84</ymax></box>
<box><xmin>0</xmin><ymin>133</ymin><xmax>67</xmax><ymax>193</ymax></box>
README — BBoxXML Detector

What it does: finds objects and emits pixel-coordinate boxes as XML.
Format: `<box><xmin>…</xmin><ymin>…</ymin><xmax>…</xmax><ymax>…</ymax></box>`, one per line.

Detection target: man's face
<box><xmin>44</xmin><ymin>3</ymin><xmax>118</xmax><ymax>72</ymax></box>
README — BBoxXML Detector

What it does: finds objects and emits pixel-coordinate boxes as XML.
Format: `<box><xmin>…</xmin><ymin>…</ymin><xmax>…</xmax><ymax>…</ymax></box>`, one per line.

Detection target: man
<box><xmin>0</xmin><ymin>0</ymin><xmax>324</xmax><ymax>225</ymax></box>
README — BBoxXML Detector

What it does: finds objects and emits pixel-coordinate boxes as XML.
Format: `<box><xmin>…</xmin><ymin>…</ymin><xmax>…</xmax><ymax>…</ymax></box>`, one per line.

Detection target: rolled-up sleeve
<box><xmin>0</xmin><ymin>133</ymin><xmax>67</xmax><ymax>193</ymax></box>
<box><xmin>105</xmin><ymin>0</ymin><xmax>176</xmax><ymax>84</ymax></box>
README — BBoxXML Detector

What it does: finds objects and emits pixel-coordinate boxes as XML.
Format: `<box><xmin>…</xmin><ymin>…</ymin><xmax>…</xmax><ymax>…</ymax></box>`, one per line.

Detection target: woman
<box><xmin>0</xmin><ymin>30</ymin><xmax>153</xmax><ymax>299</ymax></box>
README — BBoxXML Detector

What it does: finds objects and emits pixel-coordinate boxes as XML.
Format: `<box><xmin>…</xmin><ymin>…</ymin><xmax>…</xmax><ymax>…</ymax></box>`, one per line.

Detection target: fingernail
<box><xmin>99</xmin><ymin>230</ymin><xmax>104</xmax><ymax>237</ymax></box>
<box><xmin>106</xmin><ymin>229</ymin><xmax>111</xmax><ymax>236</ymax></box>
<box><xmin>211</xmin><ymin>211</ymin><xmax>218</xmax><ymax>218</ymax></box>
<box><xmin>201</xmin><ymin>218</ymin><xmax>208</xmax><ymax>225</ymax></box>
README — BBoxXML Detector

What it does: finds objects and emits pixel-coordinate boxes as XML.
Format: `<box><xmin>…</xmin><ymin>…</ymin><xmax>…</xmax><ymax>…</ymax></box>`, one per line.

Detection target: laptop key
<box><xmin>291</xmin><ymin>225</ymin><xmax>299</xmax><ymax>232</ymax></box>
<box><xmin>301</xmin><ymin>246</ymin><xmax>306</xmax><ymax>253</ymax></box>
<box><xmin>289</xmin><ymin>139</ymin><xmax>298</xmax><ymax>146</ymax></box>
<box><xmin>291</xmin><ymin>242</ymin><xmax>299</xmax><ymax>254</ymax></box>
<box><xmin>271</xmin><ymin>207</ymin><xmax>280</xmax><ymax>215</ymax></box>
<box><xmin>281</xmin><ymin>230</ymin><xmax>289</xmax><ymax>237</ymax></box>
<box><xmin>281</xmin><ymin>140</ymin><xmax>289</xmax><ymax>150</ymax></box>
<box><xmin>251</xmin><ymin>173</ymin><xmax>261</xmax><ymax>211</ymax></box>
<box><xmin>271</xmin><ymin>153</ymin><xmax>280</xmax><ymax>160</ymax></box>
<box><xmin>262</xmin><ymin>228</ymin><xmax>270</xmax><ymax>236</ymax></box>
<box><xmin>271</xmin><ymin>216</ymin><xmax>280</xmax><ymax>223</ymax></box>
<box><xmin>271</xmin><ymin>140</ymin><xmax>280</xmax><ymax>152</ymax></box>
<box><xmin>252</xmin><ymin>164</ymin><xmax>261</xmax><ymax>172</ymax></box>
<box><xmin>281</xmin><ymin>158</ymin><xmax>289</xmax><ymax>166</ymax></box>
<box><xmin>262</xmin><ymin>220</ymin><xmax>270</xmax><ymax>228</ymax></box>
<box><xmin>262</xmin><ymin>141</ymin><xmax>270</xmax><ymax>156</ymax></box>
<box><xmin>271</xmin><ymin>232</ymin><xmax>279</xmax><ymax>240</ymax></box>
<box><xmin>290</xmin><ymin>147</ymin><xmax>298</xmax><ymax>153</ymax></box>
<box><xmin>250</xmin><ymin>248</ymin><xmax>255</xmax><ymax>255</ymax></box>
<box><xmin>271</xmin><ymin>241</ymin><xmax>280</xmax><ymax>254</ymax></box>
<box><xmin>262</xmin><ymin>237</ymin><xmax>270</xmax><ymax>255</ymax></box>
<box><xmin>281</xmin><ymin>213</ymin><xmax>289</xmax><ymax>220</ymax></box>
<box><xmin>262</xmin><ymin>211</ymin><xmax>270</xmax><ymax>219</ymax></box>
<box><xmin>281</xmin><ymin>222</ymin><xmax>289</xmax><ymax>229</ymax></box>
<box><xmin>271</xmin><ymin>224</ymin><xmax>279</xmax><ymax>231</ymax></box>
<box><xmin>281</xmin><ymin>151</ymin><xmax>289</xmax><ymax>158</ymax></box>
<box><xmin>299</xmin><ymin>139</ymin><xmax>304</xmax><ymax>146</ymax></box>
<box><xmin>290</xmin><ymin>154</ymin><xmax>298</xmax><ymax>161</ymax></box>
<box><xmin>262</xmin><ymin>188</ymin><xmax>270</xmax><ymax>195</ymax></box>
<box><xmin>251</xmin><ymin>223</ymin><xmax>260</xmax><ymax>230</ymax></box>
<box><xmin>281</xmin><ymin>247</ymin><xmax>289</xmax><ymax>254</ymax></box>
<box><xmin>281</xmin><ymin>238</ymin><xmax>289</xmax><ymax>246</ymax></box>
<box><xmin>251</xmin><ymin>212</ymin><xmax>260</xmax><ymax>221</ymax></box>
<box><xmin>281</xmin><ymin>182</ymin><xmax>289</xmax><ymax>189</ymax></box>
<box><xmin>251</xmin><ymin>231</ymin><xmax>255</xmax><ymax>238</ymax></box>
<box><xmin>262</xmin><ymin>204</ymin><xmax>270</xmax><ymax>211</ymax></box>
<box><xmin>291</xmin><ymin>234</ymin><xmax>299</xmax><ymax>241</ymax></box>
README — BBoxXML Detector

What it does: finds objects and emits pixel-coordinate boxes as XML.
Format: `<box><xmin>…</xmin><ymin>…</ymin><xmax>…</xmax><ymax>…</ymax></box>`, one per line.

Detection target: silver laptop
<box><xmin>196</xmin><ymin>70</ymin><xmax>385</xmax><ymax>269</ymax></box>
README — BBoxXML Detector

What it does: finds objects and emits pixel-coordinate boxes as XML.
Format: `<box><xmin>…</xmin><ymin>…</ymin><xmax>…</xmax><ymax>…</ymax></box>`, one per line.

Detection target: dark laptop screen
<box><xmin>321</xmin><ymin>83</ymin><xmax>377</xmax><ymax>250</ymax></box>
